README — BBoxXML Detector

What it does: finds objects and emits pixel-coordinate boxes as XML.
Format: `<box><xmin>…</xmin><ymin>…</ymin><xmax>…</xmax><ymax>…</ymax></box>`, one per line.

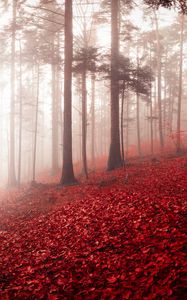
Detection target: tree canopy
<box><xmin>145</xmin><ymin>0</ymin><xmax>187</xmax><ymax>13</ymax></box>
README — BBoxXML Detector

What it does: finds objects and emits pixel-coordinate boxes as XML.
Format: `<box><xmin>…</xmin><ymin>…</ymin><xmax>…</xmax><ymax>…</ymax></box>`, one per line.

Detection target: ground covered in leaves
<box><xmin>0</xmin><ymin>156</ymin><xmax>187</xmax><ymax>299</ymax></box>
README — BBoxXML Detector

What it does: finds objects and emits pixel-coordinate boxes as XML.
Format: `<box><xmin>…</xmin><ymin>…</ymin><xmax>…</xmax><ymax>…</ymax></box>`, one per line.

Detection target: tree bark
<box><xmin>91</xmin><ymin>73</ymin><xmax>95</xmax><ymax>170</ymax></box>
<box><xmin>60</xmin><ymin>0</ymin><xmax>76</xmax><ymax>185</ymax></box>
<box><xmin>121</xmin><ymin>83</ymin><xmax>125</xmax><ymax>165</ymax></box>
<box><xmin>176</xmin><ymin>14</ymin><xmax>184</xmax><ymax>153</ymax></box>
<box><xmin>51</xmin><ymin>43</ymin><xmax>59</xmax><ymax>174</ymax></box>
<box><xmin>154</xmin><ymin>11</ymin><xmax>164</xmax><ymax>151</ymax></box>
<box><xmin>81</xmin><ymin>67</ymin><xmax>88</xmax><ymax>178</ymax></box>
<box><xmin>32</xmin><ymin>65</ymin><xmax>40</xmax><ymax>183</ymax></box>
<box><xmin>18</xmin><ymin>40</ymin><xmax>23</xmax><ymax>186</ymax></box>
<box><xmin>107</xmin><ymin>0</ymin><xmax>122</xmax><ymax>170</ymax></box>
<box><xmin>9</xmin><ymin>0</ymin><xmax>17</xmax><ymax>186</ymax></box>
<box><xmin>136</xmin><ymin>92</ymin><xmax>141</xmax><ymax>157</ymax></box>
<box><xmin>150</xmin><ymin>88</ymin><xmax>154</xmax><ymax>156</ymax></box>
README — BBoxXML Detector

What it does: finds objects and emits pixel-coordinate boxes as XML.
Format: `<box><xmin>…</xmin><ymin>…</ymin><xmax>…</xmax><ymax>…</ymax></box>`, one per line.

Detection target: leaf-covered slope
<box><xmin>0</xmin><ymin>157</ymin><xmax>187</xmax><ymax>299</ymax></box>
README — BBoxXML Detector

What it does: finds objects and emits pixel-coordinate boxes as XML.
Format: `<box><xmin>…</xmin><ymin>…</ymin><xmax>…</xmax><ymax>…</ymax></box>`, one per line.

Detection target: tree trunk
<box><xmin>107</xmin><ymin>0</ymin><xmax>122</xmax><ymax>170</ymax></box>
<box><xmin>176</xmin><ymin>14</ymin><xmax>184</xmax><ymax>153</ymax></box>
<box><xmin>121</xmin><ymin>83</ymin><xmax>125</xmax><ymax>165</ymax></box>
<box><xmin>60</xmin><ymin>0</ymin><xmax>76</xmax><ymax>185</ymax></box>
<box><xmin>81</xmin><ymin>67</ymin><xmax>88</xmax><ymax>178</ymax></box>
<box><xmin>136</xmin><ymin>47</ymin><xmax>141</xmax><ymax>158</ymax></box>
<box><xmin>125</xmin><ymin>94</ymin><xmax>129</xmax><ymax>158</ymax></box>
<box><xmin>51</xmin><ymin>61</ymin><xmax>59</xmax><ymax>174</ymax></box>
<box><xmin>52</xmin><ymin>33</ymin><xmax>60</xmax><ymax>174</ymax></box>
<box><xmin>169</xmin><ymin>84</ymin><xmax>175</xmax><ymax>134</ymax></box>
<box><xmin>163</xmin><ymin>48</ymin><xmax>168</xmax><ymax>140</ymax></box>
<box><xmin>136</xmin><ymin>92</ymin><xmax>141</xmax><ymax>157</ymax></box>
<box><xmin>91</xmin><ymin>73</ymin><xmax>95</xmax><ymax>170</ymax></box>
<box><xmin>18</xmin><ymin>40</ymin><xmax>23</xmax><ymax>187</ymax></box>
<box><xmin>32</xmin><ymin>65</ymin><xmax>40</xmax><ymax>183</ymax></box>
<box><xmin>154</xmin><ymin>11</ymin><xmax>164</xmax><ymax>151</ymax></box>
<box><xmin>9</xmin><ymin>0</ymin><xmax>17</xmax><ymax>186</ymax></box>
<box><xmin>150</xmin><ymin>89</ymin><xmax>154</xmax><ymax>156</ymax></box>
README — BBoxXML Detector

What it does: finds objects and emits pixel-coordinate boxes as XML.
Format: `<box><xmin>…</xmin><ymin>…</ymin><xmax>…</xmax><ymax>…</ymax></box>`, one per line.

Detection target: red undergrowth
<box><xmin>0</xmin><ymin>157</ymin><xmax>186</xmax><ymax>299</ymax></box>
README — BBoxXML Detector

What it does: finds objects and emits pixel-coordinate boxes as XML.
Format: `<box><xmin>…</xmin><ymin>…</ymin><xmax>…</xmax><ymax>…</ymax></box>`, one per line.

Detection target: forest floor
<box><xmin>0</xmin><ymin>156</ymin><xmax>187</xmax><ymax>300</ymax></box>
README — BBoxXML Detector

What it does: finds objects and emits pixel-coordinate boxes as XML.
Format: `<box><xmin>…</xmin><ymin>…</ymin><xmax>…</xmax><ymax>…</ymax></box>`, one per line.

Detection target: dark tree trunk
<box><xmin>136</xmin><ymin>48</ymin><xmax>141</xmax><ymax>157</ymax></box>
<box><xmin>91</xmin><ymin>73</ymin><xmax>95</xmax><ymax>170</ymax></box>
<box><xmin>9</xmin><ymin>0</ymin><xmax>17</xmax><ymax>186</ymax></box>
<box><xmin>107</xmin><ymin>0</ymin><xmax>122</xmax><ymax>170</ymax></box>
<box><xmin>32</xmin><ymin>65</ymin><xmax>40</xmax><ymax>183</ymax></box>
<box><xmin>52</xmin><ymin>33</ymin><xmax>60</xmax><ymax>174</ymax></box>
<box><xmin>18</xmin><ymin>40</ymin><xmax>23</xmax><ymax>187</ymax></box>
<box><xmin>51</xmin><ymin>62</ymin><xmax>59</xmax><ymax>174</ymax></box>
<box><xmin>136</xmin><ymin>92</ymin><xmax>141</xmax><ymax>157</ymax></box>
<box><xmin>121</xmin><ymin>83</ymin><xmax>125</xmax><ymax>165</ymax></box>
<box><xmin>154</xmin><ymin>11</ymin><xmax>164</xmax><ymax>151</ymax></box>
<box><xmin>176</xmin><ymin>14</ymin><xmax>184</xmax><ymax>153</ymax></box>
<box><xmin>81</xmin><ymin>67</ymin><xmax>88</xmax><ymax>178</ymax></box>
<box><xmin>150</xmin><ymin>90</ymin><xmax>154</xmax><ymax>156</ymax></box>
<box><xmin>60</xmin><ymin>0</ymin><xmax>76</xmax><ymax>185</ymax></box>
<box><xmin>125</xmin><ymin>94</ymin><xmax>129</xmax><ymax>158</ymax></box>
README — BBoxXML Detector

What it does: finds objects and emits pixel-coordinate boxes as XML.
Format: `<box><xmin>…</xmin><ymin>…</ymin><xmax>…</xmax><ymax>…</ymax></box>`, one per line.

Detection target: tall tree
<box><xmin>60</xmin><ymin>0</ymin><xmax>76</xmax><ymax>185</ymax></box>
<box><xmin>154</xmin><ymin>10</ymin><xmax>164</xmax><ymax>150</ymax></box>
<box><xmin>32</xmin><ymin>64</ymin><xmax>40</xmax><ymax>183</ymax></box>
<box><xmin>9</xmin><ymin>0</ymin><xmax>17</xmax><ymax>186</ymax></box>
<box><xmin>73</xmin><ymin>46</ymin><xmax>98</xmax><ymax>178</ymax></box>
<box><xmin>176</xmin><ymin>14</ymin><xmax>184</xmax><ymax>153</ymax></box>
<box><xmin>107</xmin><ymin>0</ymin><xmax>122</xmax><ymax>170</ymax></box>
<box><xmin>91</xmin><ymin>72</ymin><xmax>96</xmax><ymax>169</ymax></box>
<box><xmin>17</xmin><ymin>40</ymin><xmax>23</xmax><ymax>186</ymax></box>
<box><xmin>51</xmin><ymin>33</ymin><xmax>60</xmax><ymax>174</ymax></box>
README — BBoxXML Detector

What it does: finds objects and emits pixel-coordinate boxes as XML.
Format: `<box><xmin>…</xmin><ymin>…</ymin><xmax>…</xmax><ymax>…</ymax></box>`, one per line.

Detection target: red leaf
<box><xmin>107</xmin><ymin>276</ymin><xmax>118</xmax><ymax>283</ymax></box>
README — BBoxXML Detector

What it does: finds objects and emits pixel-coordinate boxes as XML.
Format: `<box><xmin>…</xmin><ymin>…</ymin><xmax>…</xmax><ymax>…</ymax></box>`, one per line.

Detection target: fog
<box><xmin>0</xmin><ymin>1</ymin><xmax>187</xmax><ymax>299</ymax></box>
<box><xmin>0</xmin><ymin>0</ymin><xmax>186</xmax><ymax>187</ymax></box>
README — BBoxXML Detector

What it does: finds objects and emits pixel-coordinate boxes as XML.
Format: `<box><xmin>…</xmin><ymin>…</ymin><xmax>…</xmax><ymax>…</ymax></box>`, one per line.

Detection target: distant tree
<box><xmin>32</xmin><ymin>64</ymin><xmax>40</xmax><ymax>183</ymax></box>
<box><xmin>9</xmin><ymin>0</ymin><xmax>17</xmax><ymax>187</ymax></box>
<box><xmin>118</xmin><ymin>55</ymin><xmax>133</xmax><ymax>164</ymax></box>
<box><xmin>73</xmin><ymin>46</ymin><xmax>98</xmax><ymax>178</ymax></box>
<box><xmin>17</xmin><ymin>40</ymin><xmax>23</xmax><ymax>187</ymax></box>
<box><xmin>91</xmin><ymin>72</ymin><xmax>96</xmax><ymax>170</ymax></box>
<box><xmin>153</xmin><ymin>10</ymin><xmax>164</xmax><ymax>151</ymax></box>
<box><xmin>176</xmin><ymin>14</ymin><xmax>184</xmax><ymax>153</ymax></box>
<box><xmin>134</xmin><ymin>63</ymin><xmax>153</xmax><ymax>157</ymax></box>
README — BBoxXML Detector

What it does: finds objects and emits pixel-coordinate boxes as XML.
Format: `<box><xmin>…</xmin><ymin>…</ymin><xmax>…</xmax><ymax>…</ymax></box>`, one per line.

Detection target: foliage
<box><xmin>0</xmin><ymin>157</ymin><xmax>186</xmax><ymax>299</ymax></box>
<box><xmin>73</xmin><ymin>46</ymin><xmax>99</xmax><ymax>74</ymax></box>
<box><xmin>109</xmin><ymin>54</ymin><xmax>154</xmax><ymax>96</ymax></box>
<box><xmin>133</xmin><ymin>65</ymin><xmax>154</xmax><ymax>95</ymax></box>
<box><xmin>144</xmin><ymin>0</ymin><xmax>187</xmax><ymax>13</ymax></box>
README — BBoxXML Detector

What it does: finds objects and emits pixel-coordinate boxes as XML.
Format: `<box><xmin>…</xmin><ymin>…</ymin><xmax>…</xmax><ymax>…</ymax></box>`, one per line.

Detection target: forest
<box><xmin>0</xmin><ymin>0</ymin><xmax>187</xmax><ymax>299</ymax></box>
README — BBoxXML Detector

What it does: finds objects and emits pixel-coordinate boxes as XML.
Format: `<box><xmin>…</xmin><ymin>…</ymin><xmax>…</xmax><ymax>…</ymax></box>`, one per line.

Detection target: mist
<box><xmin>0</xmin><ymin>1</ymin><xmax>186</xmax><ymax>299</ymax></box>
<box><xmin>0</xmin><ymin>0</ymin><xmax>186</xmax><ymax>187</ymax></box>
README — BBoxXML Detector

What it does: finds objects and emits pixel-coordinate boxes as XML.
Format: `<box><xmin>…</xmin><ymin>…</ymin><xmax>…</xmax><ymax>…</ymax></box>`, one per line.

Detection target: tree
<box><xmin>60</xmin><ymin>0</ymin><xmax>76</xmax><ymax>185</ymax></box>
<box><xmin>32</xmin><ymin>64</ymin><xmax>40</xmax><ymax>183</ymax></box>
<box><xmin>51</xmin><ymin>32</ymin><xmax>61</xmax><ymax>174</ymax></box>
<box><xmin>176</xmin><ymin>14</ymin><xmax>184</xmax><ymax>153</ymax></box>
<box><xmin>73</xmin><ymin>46</ymin><xmax>98</xmax><ymax>178</ymax></box>
<box><xmin>144</xmin><ymin>0</ymin><xmax>187</xmax><ymax>13</ymax></box>
<box><xmin>107</xmin><ymin>0</ymin><xmax>122</xmax><ymax>170</ymax></box>
<box><xmin>9</xmin><ymin>0</ymin><xmax>17</xmax><ymax>186</ymax></box>
<box><xmin>154</xmin><ymin>10</ymin><xmax>164</xmax><ymax>150</ymax></box>
<box><xmin>91</xmin><ymin>72</ymin><xmax>96</xmax><ymax>169</ymax></box>
<box><xmin>17</xmin><ymin>40</ymin><xmax>23</xmax><ymax>186</ymax></box>
<box><xmin>118</xmin><ymin>56</ymin><xmax>132</xmax><ymax>164</ymax></box>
